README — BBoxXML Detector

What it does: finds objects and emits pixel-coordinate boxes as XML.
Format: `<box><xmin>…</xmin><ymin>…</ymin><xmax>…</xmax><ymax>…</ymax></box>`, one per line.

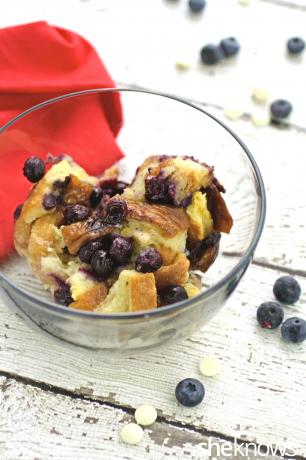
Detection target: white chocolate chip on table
<box><xmin>199</xmin><ymin>355</ymin><xmax>220</xmax><ymax>377</ymax></box>
<box><xmin>135</xmin><ymin>404</ymin><xmax>158</xmax><ymax>426</ymax></box>
<box><xmin>120</xmin><ymin>423</ymin><xmax>144</xmax><ymax>445</ymax></box>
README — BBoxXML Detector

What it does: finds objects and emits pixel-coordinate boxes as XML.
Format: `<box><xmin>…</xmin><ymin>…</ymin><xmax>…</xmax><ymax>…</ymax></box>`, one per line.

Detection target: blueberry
<box><xmin>145</xmin><ymin>174</ymin><xmax>172</xmax><ymax>204</ymax></box>
<box><xmin>256</xmin><ymin>302</ymin><xmax>284</xmax><ymax>329</ymax></box>
<box><xmin>188</xmin><ymin>232</ymin><xmax>221</xmax><ymax>263</ymax></box>
<box><xmin>281</xmin><ymin>317</ymin><xmax>306</xmax><ymax>343</ymax></box>
<box><xmin>273</xmin><ymin>276</ymin><xmax>301</xmax><ymax>304</ymax></box>
<box><xmin>220</xmin><ymin>37</ymin><xmax>240</xmax><ymax>57</ymax></box>
<box><xmin>135</xmin><ymin>248</ymin><xmax>163</xmax><ymax>273</ymax></box>
<box><xmin>175</xmin><ymin>378</ymin><xmax>205</xmax><ymax>407</ymax></box>
<box><xmin>63</xmin><ymin>205</ymin><xmax>91</xmax><ymax>225</ymax></box>
<box><xmin>109</xmin><ymin>236</ymin><xmax>133</xmax><ymax>265</ymax></box>
<box><xmin>13</xmin><ymin>204</ymin><xmax>23</xmax><ymax>220</ymax></box>
<box><xmin>90</xmin><ymin>187</ymin><xmax>104</xmax><ymax>207</ymax></box>
<box><xmin>200</xmin><ymin>44</ymin><xmax>223</xmax><ymax>65</ymax></box>
<box><xmin>23</xmin><ymin>157</ymin><xmax>45</xmax><ymax>183</ymax></box>
<box><xmin>270</xmin><ymin>99</ymin><xmax>292</xmax><ymax>119</ymax></box>
<box><xmin>78</xmin><ymin>240</ymin><xmax>104</xmax><ymax>264</ymax></box>
<box><xmin>105</xmin><ymin>200</ymin><xmax>127</xmax><ymax>225</ymax></box>
<box><xmin>189</xmin><ymin>0</ymin><xmax>206</xmax><ymax>13</ymax></box>
<box><xmin>161</xmin><ymin>285</ymin><xmax>188</xmax><ymax>305</ymax></box>
<box><xmin>91</xmin><ymin>249</ymin><xmax>115</xmax><ymax>279</ymax></box>
<box><xmin>287</xmin><ymin>37</ymin><xmax>305</xmax><ymax>55</ymax></box>
<box><xmin>53</xmin><ymin>176</ymin><xmax>70</xmax><ymax>190</ymax></box>
<box><xmin>42</xmin><ymin>193</ymin><xmax>58</xmax><ymax>210</ymax></box>
<box><xmin>54</xmin><ymin>285</ymin><xmax>73</xmax><ymax>306</ymax></box>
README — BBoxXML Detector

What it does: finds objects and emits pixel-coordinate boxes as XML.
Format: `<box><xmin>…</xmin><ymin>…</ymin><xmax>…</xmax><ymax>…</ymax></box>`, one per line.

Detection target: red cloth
<box><xmin>0</xmin><ymin>21</ymin><xmax>124</xmax><ymax>260</ymax></box>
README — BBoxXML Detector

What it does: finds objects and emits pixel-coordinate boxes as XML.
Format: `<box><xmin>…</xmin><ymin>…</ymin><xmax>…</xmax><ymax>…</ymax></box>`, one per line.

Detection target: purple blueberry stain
<box><xmin>14</xmin><ymin>204</ymin><xmax>23</xmax><ymax>220</ymax></box>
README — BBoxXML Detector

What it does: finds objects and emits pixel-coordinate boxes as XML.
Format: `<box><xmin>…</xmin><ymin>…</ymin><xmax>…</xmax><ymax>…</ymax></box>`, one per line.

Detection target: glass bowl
<box><xmin>0</xmin><ymin>89</ymin><xmax>266</xmax><ymax>352</ymax></box>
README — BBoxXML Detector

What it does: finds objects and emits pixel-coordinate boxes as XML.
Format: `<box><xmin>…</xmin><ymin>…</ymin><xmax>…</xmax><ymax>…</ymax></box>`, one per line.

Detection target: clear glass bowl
<box><xmin>0</xmin><ymin>89</ymin><xmax>266</xmax><ymax>352</ymax></box>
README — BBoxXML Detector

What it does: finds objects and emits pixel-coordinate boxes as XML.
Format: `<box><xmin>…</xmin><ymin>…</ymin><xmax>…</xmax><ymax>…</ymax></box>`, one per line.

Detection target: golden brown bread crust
<box><xmin>70</xmin><ymin>283</ymin><xmax>108</xmax><ymax>311</ymax></box>
<box><xmin>63</xmin><ymin>175</ymin><xmax>93</xmax><ymax>206</ymax></box>
<box><xmin>154</xmin><ymin>253</ymin><xmax>190</xmax><ymax>289</ymax></box>
<box><xmin>129</xmin><ymin>272</ymin><xmax>157</xmax><ymax>311</ymax></box>
<box><xmin>126</xmin><ymin>200</ymin><xmax>189</xmax><ymax>238</ymax></box>
<box><xmin>206</xmin><ymin>184</ymin><xmax>233</xmax><ymax>234</ymax></box>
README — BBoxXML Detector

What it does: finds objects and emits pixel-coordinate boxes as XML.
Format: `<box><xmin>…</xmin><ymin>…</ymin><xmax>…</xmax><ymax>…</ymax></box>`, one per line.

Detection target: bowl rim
<box><xmin>0</xmin><ymin>87</ymin><xmax>266</xmax><ymax>320</ymax></box>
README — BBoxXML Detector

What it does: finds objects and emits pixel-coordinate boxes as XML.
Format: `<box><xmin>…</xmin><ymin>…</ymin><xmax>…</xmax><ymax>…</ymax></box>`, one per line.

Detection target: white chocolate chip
<box><xmin>135</xmin><ymin>405</ymin><xmax>157</xmax><ymax>426</ymax></box>
<box><xmin>199</xmin><ymin>355</ymin><xmax>220</xmax><ymax>377</ymax></box>
<box><xmin>120</xmin><ymin>423</ymin><xmax>144</xmax><ymax>445</ymax></box>
<box><xmin>238</xmin><ymin>0</ymin><xmax>251</xmax><ymax>5</ymax></box>
<box><xmin>251</xmin><ymin>113</ymin><xmax>270</xmax><ymax>127</ymax></box>
<box><xmin>175</xmin><ymin>61</ymin><xmax>191</xmax><ymax>71</ymax></box>
<box><xmin>223</xmin><ymin>108</ymin><xmax>243</xmax><ymax>121</ymax></box>
<box><xmin>252</xmin><ymin>87</ymin><xmax>269</xmax><ymax>104</ymax></box>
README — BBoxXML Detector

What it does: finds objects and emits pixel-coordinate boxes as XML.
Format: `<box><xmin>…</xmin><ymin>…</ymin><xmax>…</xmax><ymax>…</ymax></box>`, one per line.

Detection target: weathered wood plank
<box><xmin>0</xmin><ymin>376</ymin><xmax>291</xmax><ymax>460</ymax></box>
<box><xmin>0</xmin><ymin>263</ymin><xmax>305</xmax><ymax>455</ymax></box>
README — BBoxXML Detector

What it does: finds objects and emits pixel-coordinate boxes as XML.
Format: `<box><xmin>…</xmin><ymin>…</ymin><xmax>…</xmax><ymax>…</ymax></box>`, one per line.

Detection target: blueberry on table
<box><xmin>220</xmin><ymin>37</ymin><xmax>240</xmax><ymax>57</ymax></box>
<box><xmin>105</xmin><ymin>200</ymin><xmax>127</xmax><ymax>225</ymax></box>
<box><xmin>54</xmin><ymin>285</ymin><xmax>73</xmax><ymax>306</ymax></box>
<box><xmin>281</xmin><ymin>317</ymin><xmax>306</xmax><ymax>343</ymax></box>
<box><xmin>91</xmin><ymin>249</ymin><xmax>115</xmax><ymax>279</ymax></box>
<box><xmin>287</xmin><ymin>37</ymin><xmax>305</xmax><ymax>55</ymax></box>
<box><xmin>175</xmin><ymin>378</ymin><xmax>205</xmax><ymax>407</ymax></box>
<box><xmin>189</xmin><ymin>0</ymin><xmax>206</xmax><ymax>13</ymax></box>
<box><xmin>23</xmin><ymin>156</ymin><xmax>45</xmax><ymax>183</ymax></box>
<box><xmin>273</xmin><ymin>276</ymin><xmax>301</xmax><ymax>304</ymax></box>
<box><xmin>78</xmin><ymin>240</ymin><xmax>104</xmax><ymax>264</ymax></box>
<box><xmin>135</xmin><ymin>248</ymin><xmax>162</xmax><ymax>273</ymax></box>
<box><xmin>200</xmin><ymin>44</ymin><xmax>223</xmax><ymax>65</ymax></box>
<box><xmin>270</xmin><ymin>99</ymin><xmax>292</xmax><ymax>119</ymax></box>
<box><xmin>63</xmin><ymin>205</ymin><xmax>91</xmax><ymax>225</ymax></box>
<box><xmin>161</xmin><ymin>285</ymin><xmax>188</xmax><ymax>305</ymax></box>
<box><xmin>256</xmin><ymin>302</ymin><xmax>284</xmax><ymax>329</ymax></box>
<box><xmin>109</xmin><ymin>236</ymin><xmax>133</xmax><ymax>265</ymax></box>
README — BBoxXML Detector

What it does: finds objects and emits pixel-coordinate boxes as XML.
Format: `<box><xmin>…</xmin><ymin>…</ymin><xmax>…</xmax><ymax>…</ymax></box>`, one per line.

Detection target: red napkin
<box><xmin>0</xmin><ymin>21</ymin><xmax>124</xmax><ymax>260</ymax></box>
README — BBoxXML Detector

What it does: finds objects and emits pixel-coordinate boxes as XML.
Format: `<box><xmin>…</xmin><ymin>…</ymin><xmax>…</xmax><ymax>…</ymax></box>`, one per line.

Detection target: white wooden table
<box><xmin>1</xmin><ymin>1</ymin><xmax>306</xmax><ymax>458</ymax></box>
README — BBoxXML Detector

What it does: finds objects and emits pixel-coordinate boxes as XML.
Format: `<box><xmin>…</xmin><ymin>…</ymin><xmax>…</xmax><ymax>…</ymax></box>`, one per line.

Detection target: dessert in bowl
<box><xmin>0</xmin><ymin>89</ymin><xmax>265</xmax><ymax>351</ymax></box>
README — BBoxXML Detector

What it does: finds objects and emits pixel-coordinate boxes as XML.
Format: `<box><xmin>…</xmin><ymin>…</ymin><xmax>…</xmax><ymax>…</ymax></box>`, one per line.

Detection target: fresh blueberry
<box><xmin>287</xmin><ymin>37</ymin><xmax>305</xmax><ymax>55</ymax></box>
<box><xmin>200</xmin><ymin>44</ymin><xmax>223</xmax><ymax>65</ymax></box>
<box><xmin>105</xmin><ymin>200</ymin><xmax>127</xmax><ymax>225</ymax></box>
<box><xmin>220</xmin><ymin>37</ymin><xmax>240</xmax><ymax>57</ymax></box>
<box><xmin>273</xmin><ymin>276</ymin><xmax>301</xmax><ymax>304</ymax></box>
<box><xmin>91</xmin><ymin>249</ymin><xmax>115</xmax><ymax>279</ymax></box>
<box><xmin>161</xmin><ymin>285</ymin><xmax>188</xmax><ymax>305</ymax></box>
<box><xmin>135</xmin><ymin>248</ymin><xmax>163</xmax><ymax>273</ymax></box>
<box><xmin>54</xmin><ymin>285</ymin><xmax>73</xmax><ymax>306</ymax></box>
<box><xmin>256</xmin><ymin>302</ymin><xmax>284</xmax><ymax>329</ymax></box>
<box><xmin>78</xmin><ymin>240</ymin><xmax>104</xmax><ymax>264</ymax></box>
<box><xmin>90</xmin><ymin>187</ymin><xmax>104</xmax><ymax>208</ymax></box>
<box><xmin>13</xmin><ymin>204</ymin><xmax>23</xmax><ymax>220</ymax></box>
<box><xmin>23</xmin><ymin>157</ymin><xmax>45</xmax><ymax>183</ymax></box>
<box><xmin>109</xmin><ymin>236</ymin><xmax>133</xmax><ymax>265</ymax></box>
<box><xmin>42</xmin><ymin>193</ymin><xmax>58</xmax><ymax>210</ymax></box>
<box><xmin>281</xmin><ymin>317</ymin><xmax>306</xmax><ymax>343</ymax></box>
<box><xmin>175</xmin><ymin>378</ymin><xmax>205</xmax><ymax>407</ymax></box>
<box><xmin>189</xmin><ymin>0</ymin><xmax>206</xmax><ymax>13</ymax></box>
<box><xmin>63</xmin><ymin>205</ymin><xmax>91</xmax><ymax>225</ymax></box>
<box><xmin>270</xmin><ymin>100</ymin><xmax>293</xmax><ymax>119</ymax></box>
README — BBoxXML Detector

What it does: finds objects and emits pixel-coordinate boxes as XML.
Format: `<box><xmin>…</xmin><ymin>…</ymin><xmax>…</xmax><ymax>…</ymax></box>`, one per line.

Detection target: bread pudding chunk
<box><xmin>14</xmin><ymin>154</ymin><xmax>233</xmax><ymax>313</ymax></box>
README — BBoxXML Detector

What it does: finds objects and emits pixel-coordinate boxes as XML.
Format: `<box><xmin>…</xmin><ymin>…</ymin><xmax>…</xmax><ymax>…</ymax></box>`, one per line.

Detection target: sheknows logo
<box><xmin>207</xmin><ymin>438</ymin><xmax>297</xmax><ymax>458</ymax></box>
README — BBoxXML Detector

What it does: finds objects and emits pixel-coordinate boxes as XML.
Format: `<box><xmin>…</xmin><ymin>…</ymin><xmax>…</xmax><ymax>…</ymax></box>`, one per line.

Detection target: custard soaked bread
<box><xmin>14</xmin><ymin>155</ymin><xmax>233</xmax><ymax>313</ymax></box>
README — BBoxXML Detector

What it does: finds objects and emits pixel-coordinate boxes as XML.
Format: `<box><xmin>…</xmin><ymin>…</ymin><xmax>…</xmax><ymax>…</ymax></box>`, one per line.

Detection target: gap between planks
<box><xmin>1</xmin><ymin>370</ymin><xmax>305</xmax><ymax>460</ymax></box>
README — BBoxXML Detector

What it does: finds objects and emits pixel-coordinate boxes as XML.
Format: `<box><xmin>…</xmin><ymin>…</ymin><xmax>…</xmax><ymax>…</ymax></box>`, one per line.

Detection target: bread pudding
<box><xmin>13</xmin><ymin>154</ymin><xmax>233</xmax><ymax>313</ymax></box>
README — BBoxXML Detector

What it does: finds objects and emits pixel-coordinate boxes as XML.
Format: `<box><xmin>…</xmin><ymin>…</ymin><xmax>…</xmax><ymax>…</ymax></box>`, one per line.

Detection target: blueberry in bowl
<box><xmin>0</xmin><ymin>88</ymin><xmax>265</xmax><ymax>351</ymax></box>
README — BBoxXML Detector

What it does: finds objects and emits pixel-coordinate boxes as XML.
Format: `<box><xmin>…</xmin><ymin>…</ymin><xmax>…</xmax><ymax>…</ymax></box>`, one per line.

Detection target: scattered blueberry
<box><xmin>287</xmin><ymin>37</ymin><xmax>305</xmax><ymax>55</ymax></box>
<box><xmin>273</xmin><ymin>276</ymin><xmax>301</xmax><ymax>304</ymax></box>
<box><xmin>220</xmin><ymin>37</ymin><xmax>240</xmax><ymax>57</ymax></box>
<box><xmin>175</xmin><ymin>378</ymin><xmax>205</xmax><ymax>407</ymax></box>
<box><xmin>135</xmin><ymin>248</ymin><xmax>163</xmax><ymax>273</ymax></box>
<box><xmin>281</xmin><ymin>317</ymin><xmax>306</xmax><ymax>343</ymax></box>
<box><xmin>78</xmin><ymin>240</ymin><xmax>104</xmax><ymax>264</ymax></box>
<box><xmin>189</xmin><ymin>0</ymin><xmax>206</xmax><ymax>13</ymax></box>
<box><xmin>109</xmin><ymin>236</ymin><xmax>133</xmax><ymax>265</ymax></box>
<box><xmin>54</xmin><ymin>284</ymin><xmax>73</xmax><ymax>306</ymax></box>
<box><xmin>90</xmin><ymin>187</ymin><xmax>104</xmax><ymax>208</ymax></box>
<box><xmin>23</xmin><ymin>157</ymin><xmax>45</xmax><ymax>183</ymax></box>
<box><xmin>13</xmin><ymin>204</ymin><xmax>23</xmax><ymax>220</ymax></box>
<box><xmin>160</xmin><ymin>285</ymin><xmax>188</xmax><ymax>305</ymax></box>
<box><xmin>42</xmin><ymin>193</ymin><xmax>58</xmax><ymax>210</ymax></box>
<box><xmin>270</xmin><ymin>99</ymin><xmax>293</xmax><ymax>119</ymax></box>
<box><xmin>63</xmin><ymin>205</ymin><xmax>91</xmax><ymax>225</ymax></box>
<box><xmin>91</xmin><ymin>249</ymin><xmax>115</xmax><ymax>279</ymax></box>
<box><xmin>256</xmin><ymin>302</ymin><xmax>284</xmax><ymax>329</ymax></box>
<box><xmin>105</xmin><ymin>200</ymin><xmax>127</xmax><ymax>225</ymax></box>
<box><xmin>200</xmin><ymin>44</ymin><xmax>223</xmax><ymax>65</ymax></box>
